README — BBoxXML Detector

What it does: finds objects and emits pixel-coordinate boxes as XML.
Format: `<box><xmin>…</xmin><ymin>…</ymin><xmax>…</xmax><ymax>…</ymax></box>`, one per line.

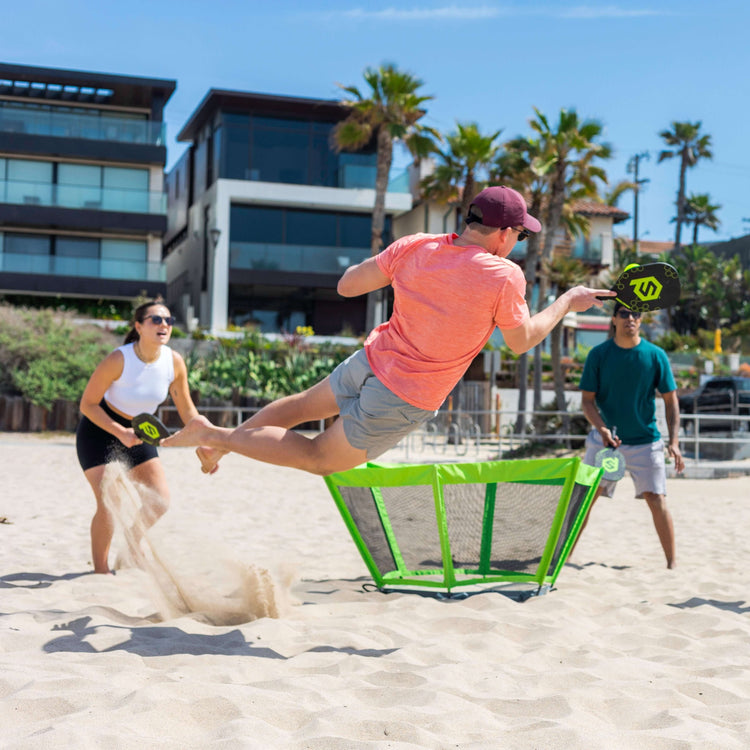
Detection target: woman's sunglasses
<box><xmin>144</xmin><ymin>315</ymin><xmax>175</xmax><ymax>326</ymax></box>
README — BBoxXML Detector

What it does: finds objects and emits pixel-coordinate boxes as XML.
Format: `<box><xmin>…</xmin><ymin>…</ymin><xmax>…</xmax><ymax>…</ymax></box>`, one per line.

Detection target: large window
<box><xmin>228</xmin><ymin>204</ymin><xmax>391</xmax><ymax>276</ymax></box>
<box><xmin>218</xmin><ymin>111</ymin><xmax>375</xmax><ymax>188</ymax></box>
<box><xmin>6</xmin><ymin>159</ymin><xmax>53</xmax><ymax>204</ymax></box>
<box><xmin>1</xmin><ymin>157</ymin><xmax>152</xmax><ymax>212</ymax></box>
<box><xmin>229</xmin><ymin>204</ymin><xmax>390</xmax><ymax>248</ymax></box>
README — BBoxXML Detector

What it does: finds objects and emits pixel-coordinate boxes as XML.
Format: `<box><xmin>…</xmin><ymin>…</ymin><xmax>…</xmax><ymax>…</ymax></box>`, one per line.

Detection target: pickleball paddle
<box><xmin>598</xmin><ymin>262</ymin><xmax>681</xmax><ymax>312</ymax></box>
<box><xmin>594</xmin><ymin>427</ymin><xmax>626</xmax><ymax>481</ymax></box>
<box><xmin>131</xmin><ymin>413</ymin><xmax>171</xmax><ymax>446</ymax></box>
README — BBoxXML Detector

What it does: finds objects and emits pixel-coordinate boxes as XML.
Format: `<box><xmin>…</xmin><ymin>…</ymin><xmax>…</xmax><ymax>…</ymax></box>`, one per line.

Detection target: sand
<box><xmin>2</xmin><ymin>431</ymin><xmax>750</xmax><ymax>749</ymax></box>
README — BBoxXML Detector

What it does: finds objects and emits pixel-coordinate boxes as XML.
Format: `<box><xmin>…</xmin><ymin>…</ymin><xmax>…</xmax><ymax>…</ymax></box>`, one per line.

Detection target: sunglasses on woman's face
<box><xmin>145</xmin><ymin>315</ymin><xmax>175</xmax><ymax>326</ymax></box>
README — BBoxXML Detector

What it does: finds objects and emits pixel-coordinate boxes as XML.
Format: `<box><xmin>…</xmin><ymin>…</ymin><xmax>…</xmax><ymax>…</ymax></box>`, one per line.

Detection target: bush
<box><xmin>0</xmin><ymin>305</ymin><xmax>117</xmax><ymax>408</ymax></box>
<box><xmin>0</xmin><ymin>307</ymin><xmax>357</xmax><ymax>413</ymax></box>
<box><xmin>185</xmin><ymin>332</ymin><xmax>356</xmax><ymax>402</ymax></box>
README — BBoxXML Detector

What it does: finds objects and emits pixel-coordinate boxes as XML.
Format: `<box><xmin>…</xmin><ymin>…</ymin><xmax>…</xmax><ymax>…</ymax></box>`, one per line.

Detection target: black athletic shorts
<box><xmin>76</xmin><ymin>399</ymin><xmax>158</xmax><ymax>472</ymax></box>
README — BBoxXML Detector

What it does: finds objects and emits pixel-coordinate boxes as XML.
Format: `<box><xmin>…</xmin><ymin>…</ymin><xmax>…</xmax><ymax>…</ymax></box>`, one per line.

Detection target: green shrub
<box><xmin>0</xmin><ymin>305</ymin><xmax>117</xmax><ymax>408</ymax></box>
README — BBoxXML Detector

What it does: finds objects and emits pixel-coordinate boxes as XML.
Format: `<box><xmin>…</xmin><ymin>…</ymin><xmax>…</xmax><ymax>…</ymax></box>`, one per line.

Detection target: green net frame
<box><xmin>324</xmin><ymin>457</ymin><xmax>602</xmax><ymax>595</ymax></box>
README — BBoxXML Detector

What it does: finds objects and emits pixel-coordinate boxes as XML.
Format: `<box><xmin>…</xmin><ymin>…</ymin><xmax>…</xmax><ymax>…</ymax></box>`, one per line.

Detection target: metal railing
<box><xmin>157</xmin><ymin>404</ymin><xmax>590</xmax><ymax>461</ymax></box>
<box><xmin>0</xmin><ymin>178</ymin><xmax>166</xmax><ymax>214</ymax></box>
<box><xmin>0</xmin><ymin>252</ymin><xmax>165</xmax><ymax>282</ymax></box>
<box><xmin>230</xmin><ymin>242</ymin><xmax>369</xmax><ymax>275</ymax></box>
<box><xmin>156</xmin><ymin>404</ymin><xmax>750</xmax><ymax>463</ymax></box>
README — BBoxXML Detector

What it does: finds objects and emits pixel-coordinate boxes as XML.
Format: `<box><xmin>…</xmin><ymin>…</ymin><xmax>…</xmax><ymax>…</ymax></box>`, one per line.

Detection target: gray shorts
<box><xmin>584</xmin><ymin>429</ymin><xmax>667</xmax><ymax>499</ymax></box>
<box><xmin>329</xmin><ymin>348</ymin><xmax>436</xmax><ymax>460</ymax></box>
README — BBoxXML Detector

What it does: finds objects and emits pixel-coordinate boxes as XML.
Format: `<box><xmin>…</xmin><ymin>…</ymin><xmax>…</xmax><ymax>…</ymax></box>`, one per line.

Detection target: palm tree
<box><xmin>544</xmin><ymin>255</ymin><xmax>589</xmax><ymax>431</ymax></box>
<box><xmin>421</xmin><ymin>121</ymin><xmax>503</xmax><ymax>221</ymax></box>
<box><xmin>668</xmin><ymin>243</ymin><xmax>717</xmax><ymax>334</ymax></box>
<box><xmin>333</xmin><ymin>63</ymin><xmax>439</xmax><ymax>259</ymax></box>
<box><xmin>527</xmin><ymin>108</ymin><xmax>611</xmax><ymax>410</ymax></box>
<box><xmin>604</xmin><ymin>179</ymin><xmax>637</xmax><ymax>208</ymax></box>
<box><xmin>684</xmin><ymin>193</ymin><xmax>721</xmax><ymax>246</ymax></box>
<box><xmin>657</xmin><ymin>121</ymin><xmax>713</xmax><ymax>252</ymax></box>
<box><xmin>491</xmin><ymin>135</ymin><xmax>548</xmax><ymax>433</ymax></box>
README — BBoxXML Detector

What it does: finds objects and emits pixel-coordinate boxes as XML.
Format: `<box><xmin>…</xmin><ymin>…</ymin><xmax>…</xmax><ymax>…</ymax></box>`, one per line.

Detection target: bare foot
<box><xmin>161</xmin><ymin>415</ymin><xmax>214</xmax><ymax>448</ymax></box>
<box><xmin>196</xmin><ymin>446</ymin><xmax>226</xmax><ymax>474</ymax></box>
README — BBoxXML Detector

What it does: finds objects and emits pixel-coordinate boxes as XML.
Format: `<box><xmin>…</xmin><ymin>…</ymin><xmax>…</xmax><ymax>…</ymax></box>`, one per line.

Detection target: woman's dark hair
<box><xmin>123</xmin><ymin>297</ymin><xmax>168</xmax><ymax>344</ymax></box>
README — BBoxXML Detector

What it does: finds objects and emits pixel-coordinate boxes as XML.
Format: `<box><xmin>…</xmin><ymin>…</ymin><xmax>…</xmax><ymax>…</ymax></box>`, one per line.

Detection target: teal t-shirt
<box><xmin>579</xmin><ymin>338</ymin><xmax>676</xmax><ymax>444</ymax></box>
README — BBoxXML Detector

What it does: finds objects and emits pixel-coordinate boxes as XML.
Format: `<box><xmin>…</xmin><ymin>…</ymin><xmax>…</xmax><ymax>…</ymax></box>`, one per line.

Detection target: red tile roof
<box><xmin>572</xmin><ymin>201</ymin><xmax>630</xmax><ymax>222</ymax></box>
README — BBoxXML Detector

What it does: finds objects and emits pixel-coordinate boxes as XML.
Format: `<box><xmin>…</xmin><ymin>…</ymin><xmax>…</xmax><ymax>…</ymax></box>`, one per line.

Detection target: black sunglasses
<box><xmin>616</xmin><ymin>309</ymin><xmax>641</xmax><ymax>319</ymax></box>
<box><xmin>145</xmin><ymin>315</ymin><xmax>175</xmax><ymax>326</ymax></box>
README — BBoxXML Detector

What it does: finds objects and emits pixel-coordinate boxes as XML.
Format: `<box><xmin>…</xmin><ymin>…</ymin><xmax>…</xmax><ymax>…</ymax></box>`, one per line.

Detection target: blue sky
<box><xmin>4</xmin><ymin>0</ymin><xmax>749</xmax><ymax>245</ymax></box>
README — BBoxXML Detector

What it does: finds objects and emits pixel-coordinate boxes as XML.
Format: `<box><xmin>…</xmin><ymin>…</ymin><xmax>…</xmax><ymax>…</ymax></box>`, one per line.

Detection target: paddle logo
<box><xmin>601</xmin><ymin>454</ymin><xmax>621</xmax><ymax>474</ymax></box>
<box><xmin>629</xmin><ymin>275</ymin><xmax>663</xmax><ymax>303</ymax></box>
<box><xmin>140</xmin><ymin>421</ymin><xmax>161</xmax><ymax>441</ymax></box>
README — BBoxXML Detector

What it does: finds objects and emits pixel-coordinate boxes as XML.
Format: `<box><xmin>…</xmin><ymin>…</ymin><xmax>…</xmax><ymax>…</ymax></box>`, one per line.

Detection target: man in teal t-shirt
<box><xmin>576</xmin><ymin>301</ymin><xmax>684</xmax><ymax>568</ymax></box>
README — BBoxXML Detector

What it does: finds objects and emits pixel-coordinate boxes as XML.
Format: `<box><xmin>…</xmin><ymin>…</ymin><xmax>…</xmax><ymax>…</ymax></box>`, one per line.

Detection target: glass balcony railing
<box><xmin>570</xmin><ymin>234</ymin><xmax>603</xmax><ymax>261</ymax></box>
<box><xmin>0</xmin><ymin>252</ymin><xmax>165</xmax><ymax>282</ymax></box>
<box><xmin>337</xmin><ymin>164</ymin><xmax>410</xmax><ymax>193</ymax></box>
<box><xmin>507</xmin><ymin>234</ymin><xmax>605</xmax><ymax>263</ymax></box>
<box><xmin>387</xmin><ymin>169</ymin><xmax>410</xmax><ymax>194</ymax></box>
<box><xmin>0</xmin><ymin>106</ymin><xmax>166</xmax><ymax>146</ymax></box>
<box><xmin>230</xmin><ymin>242</ymin><xmax>370</xmax><ymax>275</ymax></box>
<box><xmin>0</xmin><ymin>179</ymin><xmax>167</xmax><ymax>214</ymax></box>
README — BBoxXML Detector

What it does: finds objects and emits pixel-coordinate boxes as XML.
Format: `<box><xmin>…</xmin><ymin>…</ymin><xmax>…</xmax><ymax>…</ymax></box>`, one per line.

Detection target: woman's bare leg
<box><xmin>129</xmin><ymin>457</ymin><xmax>171</xmax><ymax>530</ymax></box>
<box><xmin>84</xmin><ymin>465</ymin><xmax>113</xmax><ymax>574</ymax></box>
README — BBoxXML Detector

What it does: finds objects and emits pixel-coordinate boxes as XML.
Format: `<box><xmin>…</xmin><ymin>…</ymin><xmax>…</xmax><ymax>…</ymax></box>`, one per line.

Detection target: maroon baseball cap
<box><xmin>467</xmin><ymin>186</ymin><xmax>541</xmax><ymax>233</ymax></box>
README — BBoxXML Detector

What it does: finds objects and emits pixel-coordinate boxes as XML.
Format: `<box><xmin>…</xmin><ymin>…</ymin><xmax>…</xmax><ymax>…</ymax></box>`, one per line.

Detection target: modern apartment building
<box><xmin>163</xmin><ymin>89</ymin><xmax>412</xmax><ymax>335</ymax></box>
<box><xmin>0</xmin><ymin>63</ymin><xmax>175</xmax><ymax>308</ymax></box>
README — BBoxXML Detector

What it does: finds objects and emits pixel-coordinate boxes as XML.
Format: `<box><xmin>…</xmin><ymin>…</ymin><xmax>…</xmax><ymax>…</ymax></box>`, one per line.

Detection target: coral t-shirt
<box><xmin>365</xmin><ymin>233</ymin><xmax>528</xmax><ymax>410</ymax></box>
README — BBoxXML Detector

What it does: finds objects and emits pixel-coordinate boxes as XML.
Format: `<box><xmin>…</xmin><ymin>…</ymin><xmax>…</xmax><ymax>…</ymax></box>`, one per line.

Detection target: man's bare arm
<box><xmin>502</xmin><ymin>286</ymin><xmax>616</xmax><ymax>354</ymax></box>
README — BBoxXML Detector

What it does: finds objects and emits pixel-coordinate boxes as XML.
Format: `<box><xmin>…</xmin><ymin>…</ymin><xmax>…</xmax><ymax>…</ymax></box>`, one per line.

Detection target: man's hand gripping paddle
<box><xmin>594</xmin><ymin>426</ymin><xmax>626</xmax><ymax>481</ymax></box>
<box><xmin>598</xmin><ymin>262</ymin><xmax>681</xmax><ymax>312</ymax></box>
<box><xmin>131</xmin><ymin>413</ymin><xmax>171</xmax><ymax>446</ymax></box>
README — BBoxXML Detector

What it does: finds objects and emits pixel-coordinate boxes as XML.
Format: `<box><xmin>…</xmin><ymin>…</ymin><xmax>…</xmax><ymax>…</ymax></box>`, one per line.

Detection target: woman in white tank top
<box><xmin>76</xmin><ymin>298</ymin><xmax>200</xmax><ymax>574</ymax></box>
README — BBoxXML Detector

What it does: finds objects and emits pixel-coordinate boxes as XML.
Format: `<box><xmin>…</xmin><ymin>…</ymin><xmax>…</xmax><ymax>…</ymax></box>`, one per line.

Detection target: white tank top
<box><xmin>104</xmin><ymin>343</ymin><xmax>175</xmax><ymax>417</ymax></box>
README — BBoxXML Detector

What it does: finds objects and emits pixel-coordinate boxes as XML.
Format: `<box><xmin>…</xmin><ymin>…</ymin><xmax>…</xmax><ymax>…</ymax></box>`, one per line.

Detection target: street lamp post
<box><xmin>208</xmin><ymin>227</ymin><xmax>221</xmax><ymax>331</ymax></box>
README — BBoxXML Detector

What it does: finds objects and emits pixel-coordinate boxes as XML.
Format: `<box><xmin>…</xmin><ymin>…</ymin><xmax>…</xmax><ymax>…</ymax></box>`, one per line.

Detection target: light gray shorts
<box><xmin>584</xmin><ymin>429</ymin><xmax>667</xmax><ymax>499</ymax></box>
<box><xmin>329</xmin><ymin>348</ymin><xmax>437</xmax><ymax>460</ymax></box>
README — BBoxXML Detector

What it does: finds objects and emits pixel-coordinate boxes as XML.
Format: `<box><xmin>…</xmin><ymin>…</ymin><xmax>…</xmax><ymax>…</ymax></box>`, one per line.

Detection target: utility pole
<box><xmin>627</xmin><ymin>152</ymin><xmax>650</xmax><ymax>253</ymax></box>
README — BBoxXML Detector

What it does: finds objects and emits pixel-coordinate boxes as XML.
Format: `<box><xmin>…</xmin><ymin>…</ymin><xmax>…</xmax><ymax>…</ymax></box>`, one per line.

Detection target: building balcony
<box><xmin>0</xmin><ymin>252</ymin><xmax>165</xmax><ymax>282</ymax></box>
<box><xmin>230</xmin><ymin>242</ymin><xmax>370</xmax><ymax>275</ymax></box>
<box><xmin>0</xmin><ymin>105</ymin><xmax>166</xmax><ymax>146</ymax></box>
<box><xmin>569</xmin><ymin>234</ymin><xmax>604</xmax><ymax>262</ymax></box>
<box><xmin>338</xmin><ymin>164</ymin><xmax>410</xmax><ymax>193</ymax></box>
<box><xmin>0</xmin><ymin>179</ymin><xmax>166</xmax><ymax>214</ymax></box>
<box><xmin>507</xmin><ymin>234</ymin><xmax>606</xmax><ymax>264</ymax></box>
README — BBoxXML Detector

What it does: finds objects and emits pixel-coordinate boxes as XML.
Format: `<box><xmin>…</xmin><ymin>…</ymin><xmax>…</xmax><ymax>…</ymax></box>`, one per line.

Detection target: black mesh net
<box><xmin>337</xmin><ymin>477</ymin><xmax>587</xmax><ymax>581</ymax></box>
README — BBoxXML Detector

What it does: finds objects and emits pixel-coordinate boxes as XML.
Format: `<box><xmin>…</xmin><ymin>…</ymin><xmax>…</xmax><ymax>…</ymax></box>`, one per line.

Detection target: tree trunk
<box><xmin>551</xmin><ymin>320</ymin><xmax>570</xmax><ymax>439</ymax></box>
<box><xmin>517</xmin><ymin>222</ymin><xmax>541</xmax><ymax>429</ymax></box>
<box><xmin>536</xmin><ymin>165</ymin><xmax>567</xmax><ymax>412</ymax></box>
<box><xmin>514</xmin><ymin>352</ymin><xmax>528</xmax><ymax>434</ymax></box>
<box><xmin>460</xmin><ymin>169</ymin><xmax>476</xmax><ymax>222</ymax></box>
<box><xmin>366</xmin><ymin>127</ymin><xmax>394</xmax><ymax>331</ymax></box>
<box><xmin>674</xmin><ymin>154</ymin><xmax>688</xmax><ymax>252</ymax></box>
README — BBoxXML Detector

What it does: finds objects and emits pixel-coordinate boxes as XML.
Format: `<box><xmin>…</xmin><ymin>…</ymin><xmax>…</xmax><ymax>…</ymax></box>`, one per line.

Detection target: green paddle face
<box><xmin>594</xmin><ymin>446</ymin><xmax>626</xmax><ymax>481</ymax></box>
<box><xmin>131</xmin><ymin>413</ymin><xmax>171</xmax><ymax>446</ymax></box>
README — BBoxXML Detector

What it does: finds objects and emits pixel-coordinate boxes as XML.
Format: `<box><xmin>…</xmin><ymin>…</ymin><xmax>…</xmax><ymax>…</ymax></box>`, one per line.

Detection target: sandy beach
<box><xmin>2</xmin><ymin>432</ymin><xmax>750</xmax><ymax>749</ymax></box>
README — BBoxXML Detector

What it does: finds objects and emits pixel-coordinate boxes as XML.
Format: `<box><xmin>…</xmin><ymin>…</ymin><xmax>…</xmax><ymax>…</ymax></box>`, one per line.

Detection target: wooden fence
<box><xmin>0</xmin><ymin>395</ymin><xmax>81</xmax><ymax>432</ymax></box>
